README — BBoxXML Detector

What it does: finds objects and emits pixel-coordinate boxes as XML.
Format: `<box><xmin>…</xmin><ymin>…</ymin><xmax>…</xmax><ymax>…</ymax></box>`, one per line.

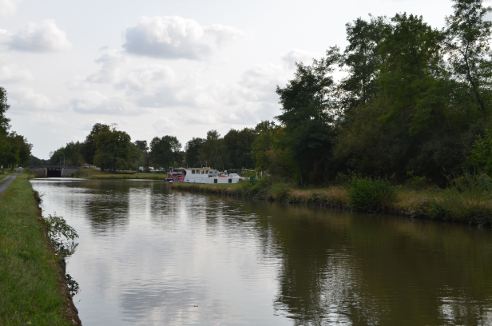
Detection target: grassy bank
<box><xmin>0</xmin><ymin>172</ymin><xmax>80</xmax><ymax>325</ymax></box>
<box><xmin>75</xmin><ymin>168</ymin><xmax>492</xmax><ymax>226</ymax></box>
<box><xmin>76</xmin><ymin>168</ymin><xmax>168</xmax><ymax>180</ymax></box>
<box><xmin>171</xmin><ymin>175</ymin><xmax>492</xmax><ymax>227</ymax></box>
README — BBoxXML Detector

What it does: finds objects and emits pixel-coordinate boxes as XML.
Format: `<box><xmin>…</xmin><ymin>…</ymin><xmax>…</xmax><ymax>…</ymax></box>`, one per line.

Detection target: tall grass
<box><xmin>426</xmin><ymin>173</ymin><xmax>492</xmax><ymax>226</ymax></box>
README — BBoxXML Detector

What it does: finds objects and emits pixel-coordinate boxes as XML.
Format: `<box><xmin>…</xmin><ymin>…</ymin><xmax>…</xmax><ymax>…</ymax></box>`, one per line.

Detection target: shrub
<box><xmin>349</xmin><ymin>176</ymin><xmax>396</xmax><ymax>213</ymax></box>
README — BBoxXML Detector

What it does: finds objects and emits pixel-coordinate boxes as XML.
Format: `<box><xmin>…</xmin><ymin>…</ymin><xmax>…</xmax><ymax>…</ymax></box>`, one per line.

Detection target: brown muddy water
<box><xmin>30</xmin><ymin>179</ymin><xmax>492</xmax><ymax>325</ymax></box>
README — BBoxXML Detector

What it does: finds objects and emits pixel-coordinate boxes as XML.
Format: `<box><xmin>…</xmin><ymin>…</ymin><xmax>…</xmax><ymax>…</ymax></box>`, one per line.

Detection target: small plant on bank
<box><xmin>349</xmin><ymin>176</ymin><xmax>396</xmax><ymax>213</ymax></box>
<box><xmin>65</xmin><ymin>273</ymin><xmax>80</xmax><ymax>297</ymax></box>
<box><xmin>41</xmin><ymin>214</ymin><xmax>81</xmax><ymax>297</ymax></box>
<box><xmin>41</xmin><ymin>214</ymin><xmax>79</xmax><ymax>259</ymax></box>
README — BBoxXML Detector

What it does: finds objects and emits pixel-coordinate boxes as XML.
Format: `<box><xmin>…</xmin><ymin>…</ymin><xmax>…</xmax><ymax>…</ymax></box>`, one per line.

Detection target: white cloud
<box><xmin>116</xmin><ymin>64</ymin><xmax>175</xmax><ymax>91</ymax></box>
<box><xmin>86</xmin><ymin>50</ymin><xmax>128</xmax><ymax>84</ymax></box>
<box><xmin>0</xmin><ymin>29</ymin><xmax>12</xmax><ymax>48</ymax></box>
<box><xmin>0</xmin><ymin>64</ymin><xmax>34</xmax><ymax>82</ymax></box>
<box><xmin>0</xmin><ymin>0</ymin><xmax>21</xmax><ymax>18</ymax></box>
<box><xmin>69</xmin><ymin>91</ymin><xmax>142</xmax><ymax>115</ymax></box>
<box><xmin>122</xmin><ymin>16</ymin><xmax>243</xmax><ymax>60</ymax></box>
<box><xmin>8</xmin><ymin>88</ymin><xmax>60</xmax><ymax>112</ymax></box>
<box><xmin>10</xmin><ymin>20</ymin><xmax>72</xmax><ymax>52</ymax></box>
<box><xmin>237</xmin><ymin>64</ymin><xmax>289</xmax><ymax>102</ymax></box>
<box><xmin>204</xmin><ymin>24</ymin><xmax>244</xmax><ymax>46</ymax></box>
<box><xmin>280</xmin><ymin>49</ymin><xmax>321</xmax><ymax>69</ymax></box>
<box><xmin>29</xmin><ymin>113</ymin><xmax>68</xmax><ymax>127</ymax></box>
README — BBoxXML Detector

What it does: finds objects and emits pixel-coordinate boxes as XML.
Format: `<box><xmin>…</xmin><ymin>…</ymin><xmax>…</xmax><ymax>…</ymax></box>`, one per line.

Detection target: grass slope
<box><xmin>171</xmin><ymin>179</ymin><xmax>492</xmax><ymax>226</ymax></box>
<box><xmin>0</xmin><ymin>173</ymin><xmax>77</xmax><ymax>325</ymax></box>
<box><xmin>77</xmin><ymin>168</ymin><xmax>168</xmax><ymax>180</ymax></box>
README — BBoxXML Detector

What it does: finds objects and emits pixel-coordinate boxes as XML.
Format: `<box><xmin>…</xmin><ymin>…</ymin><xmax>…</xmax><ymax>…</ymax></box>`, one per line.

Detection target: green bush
<box><xmin>349</xmin><ymin>176</ymin><xmax>396</xmax><ymax>213</ymax></box>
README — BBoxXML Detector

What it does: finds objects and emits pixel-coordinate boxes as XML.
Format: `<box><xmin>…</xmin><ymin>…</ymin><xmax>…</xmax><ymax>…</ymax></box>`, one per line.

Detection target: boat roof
<box><xmin>179</xmin><ymin>167</ymin><xmax>211</xmax><ymax>170</ymax></box>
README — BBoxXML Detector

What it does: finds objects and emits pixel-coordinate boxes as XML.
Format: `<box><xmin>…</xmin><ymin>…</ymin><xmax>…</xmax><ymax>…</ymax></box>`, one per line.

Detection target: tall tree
<box><xmin>378</xmin><ymin>13</ymin><xmax>446</xmax><ymax>131</ymax></box>
<box><xmin>340</xmin><ymin>15</ymin><xmax>388</xmax><ymax>111</ymax></box>
<box><xmin>81</xmin><ymin>123</ymin><xmax>110</xmax><ymax>164</ymax></box>
<box><xmin>223</xmin><ymin>128</ymin><xmax>257</xmax><ymax>169</ymax></box>
<box><xmin>185</xmin><ymin>137</ymin><xmax>205</xmax><ymax>167</ymax></box>
<box><xmin>200</xmin><ymin>130</ymin><xmax>227</xmax><ymax>170</ymax></box>
<box><xmin>132</xmin><ymin>140</ymin><xmax>150</xmax><ymax>171</ymax></box>
<box><xmin>93</xmin><ymin>127</ymin><xmax>132</xmax><ymax>172</ymax></box>
<box><xmin>150</xmin><ymin>135</ymin><xmax>181</xmax><ymax>169</ymax></box>
<box><xmin>445</xmin><ymin>0</ymin><xmax>492</xmax><ymax>115</ymax></box>
<box><xmin>0</xmin><ymin>87</ymin><xmax>10</xmax><ymax>135</ymax></box>
<box><xmin>276</xmin><ymin>48</ymin><xmax>340</xmax><ymax>183</ymax></box>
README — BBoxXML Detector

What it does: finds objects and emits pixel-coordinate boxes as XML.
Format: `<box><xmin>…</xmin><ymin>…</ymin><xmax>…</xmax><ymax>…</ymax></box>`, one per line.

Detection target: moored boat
<box><xmin>168</xmin><ymin>167</ymin><xmax>246</xmax><ymax>184</ymax></box>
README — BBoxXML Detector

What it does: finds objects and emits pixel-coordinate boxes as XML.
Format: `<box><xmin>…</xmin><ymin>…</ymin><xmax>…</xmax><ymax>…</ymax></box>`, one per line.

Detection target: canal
<box><xmin>31</xmin><ymin>179</ymin><xmax>492</xmax><ymax>325</ymax></box>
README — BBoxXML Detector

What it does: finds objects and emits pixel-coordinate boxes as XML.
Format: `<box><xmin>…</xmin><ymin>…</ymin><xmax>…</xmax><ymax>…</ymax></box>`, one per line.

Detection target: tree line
<box><xmin>0</xmin><ymin>87</ymin><xmax>32</xmax><ymax>173</ymax></box>
<box><xmin>45</xmin><ymin>123</ymin><xmax>257</xmax><ymax>172</ymax></box>
<box><xmin>43</xmin><ymin>0</ymin><xmax>492</xmax><ymax>184</ymax></box>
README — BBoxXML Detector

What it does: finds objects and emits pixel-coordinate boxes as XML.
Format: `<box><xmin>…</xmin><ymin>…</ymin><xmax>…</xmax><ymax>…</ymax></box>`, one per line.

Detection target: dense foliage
<box><xmin>0</xmin><ymin>87</ymin><xmax>32</xmax><ymax>172</ymax></box>
<box><xmin>258</xmin><ymin>0</ymin><xmax>492</xmax><ymax>185</ymax></box>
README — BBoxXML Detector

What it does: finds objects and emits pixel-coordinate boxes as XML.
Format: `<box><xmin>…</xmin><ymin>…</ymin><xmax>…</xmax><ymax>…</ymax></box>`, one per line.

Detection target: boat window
<box><xmin>228</xmin><ymin>179</ymin><xmax>232</xmax><ymax>183</ymax></box>
<box><xmin>214</xmin><ymin>179</ymin><xmax>218</xmax><ymax>183</ymax></box>
<box><xmin>192</xmin><ymin>170</ymin><xmax>195</xmax><ymax>174</ymax></box>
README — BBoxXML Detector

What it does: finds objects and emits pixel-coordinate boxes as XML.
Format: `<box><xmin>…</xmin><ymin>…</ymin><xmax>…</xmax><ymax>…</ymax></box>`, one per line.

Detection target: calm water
<box><xmin>30</xmin><ymin>179</ymin><xmax>492</xmax><ymax>326</ymax></box>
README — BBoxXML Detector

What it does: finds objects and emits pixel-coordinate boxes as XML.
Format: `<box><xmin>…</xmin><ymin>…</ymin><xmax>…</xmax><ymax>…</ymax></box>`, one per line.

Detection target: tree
<box><xmin>93</xmin><ymin>127</ymin><xmax>132</xmax><ymax>172</ymax></box>
<box><xmin>0</xmin><ymin>87</ymin><xmax>10</xmax><ymax>173</ymax></box>
<box><xmin>133</xmin><ymin>140</ymin><xmax>150</xmax><ymax>171</ymax></box>
<box><xmin>445</xmin><ymin>0</ymin><xmax>492</xmax><ymax>115</ymax></box>
<box><xmin>275</xmin><ymin>48</ymin><xmax>340</xmax><ymax>184</ymax></box>
<box><xmin>49</xmin><ymin>142</ymin><xmax>83</xmax><ymax>166</ymax></box>
<box><xmin>378</xmin><ymin>13</ymin><xmax>446</xmax><ymax>132</ymax></box>
<box><xmin>134</xmin><ymin>140</ymin><xmax>148</xmax><ymax>152</ymax></box>
<box><xmin>340</xmin><ymin>15</ymin><xmax>388</xmax><ymax>111</ymax></box>
<box><xmin>223</xmin><ymin>128</ymin><xmax>257</xmax><ymax>169</ymax></box>
<box><xmin>3</xmin><ymin>133</ymin><xmax>32</xmax><ymax>170</ymax></box>
<box><xmin>150</xmin><ymin>135</ymin><xmax>181</xmax><ymax>169</ymax></box>
<box><xmin>200</xmin><ymin>130</ymin><xmax>227</xmax><ymax>170</ymax></box>
<box><xmin>0</xmin><ymin>87</ymin><xmax>10</xmax><ymax>135</ymax></box>
<box><xmin>81</xmin><ymin>123</ymin><xmax>110</xmax><ymax>164</ymax></box>
<box><xmin>251</xmin><ymin>121</ymin><xmax>278</xmax><ymax>171</ymax></box>
<box><xmin>185</xmin><ymin>137</ymin><xmax>205</xmax><ymax>167</ymax></box>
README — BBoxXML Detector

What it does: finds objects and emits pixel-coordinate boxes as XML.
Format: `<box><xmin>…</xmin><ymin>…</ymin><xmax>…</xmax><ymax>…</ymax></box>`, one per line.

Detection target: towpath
<box><xmin>0</xmin><ymin>168</ymin><xmax>23</xmax><ymax>195</ymax></box>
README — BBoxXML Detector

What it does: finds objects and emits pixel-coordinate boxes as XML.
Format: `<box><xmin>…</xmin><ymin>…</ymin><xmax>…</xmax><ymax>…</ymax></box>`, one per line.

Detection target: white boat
<box><xmin>171</xmin><ymin>167</ymin><xmax>247</xmax><ymax>184</ymax></box>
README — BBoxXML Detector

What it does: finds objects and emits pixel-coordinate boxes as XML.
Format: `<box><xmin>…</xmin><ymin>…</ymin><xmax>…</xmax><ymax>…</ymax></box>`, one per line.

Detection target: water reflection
<box><xmin>30</xmin><ymin>179</ymin><xmax>492</xmax><ymax>326</ymax></box>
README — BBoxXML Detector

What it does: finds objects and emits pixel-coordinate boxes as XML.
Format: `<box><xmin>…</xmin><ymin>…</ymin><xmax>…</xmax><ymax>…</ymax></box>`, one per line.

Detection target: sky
<box><xmin>0</xmin><ymin>0</ymin><xmax>468</xmax><ymax>159</ymax></box>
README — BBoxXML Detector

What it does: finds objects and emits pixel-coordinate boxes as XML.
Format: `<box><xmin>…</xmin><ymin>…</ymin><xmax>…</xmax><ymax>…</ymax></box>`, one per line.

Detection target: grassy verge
<box><xmin>76</xmin><ymin>168</ymin><xmax>168</xmax><ymax>180</ymax></box>
<box><xmin>0</xmin><ymin>173</ymin><xmax>80</xmax><ymax>325</ymax></box>
<box><xmin>172</xmin><ymin>175</ymin><xmax>492</xmax><ymax>227</ymax></box>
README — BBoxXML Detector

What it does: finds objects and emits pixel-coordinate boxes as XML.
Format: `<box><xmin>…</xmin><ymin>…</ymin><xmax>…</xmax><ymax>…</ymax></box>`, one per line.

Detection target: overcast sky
<box><xmin>0</xmin><ymin>0</ymin><xmax>468</xmax><ymax>159</ymax></box>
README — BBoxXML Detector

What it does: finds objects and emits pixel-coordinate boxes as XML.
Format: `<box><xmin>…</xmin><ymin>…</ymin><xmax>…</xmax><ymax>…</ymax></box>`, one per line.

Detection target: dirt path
<box><xmin>0</xmin><ymin>168</ymin><xmax>22</xmax><ymax>195</ymax></box>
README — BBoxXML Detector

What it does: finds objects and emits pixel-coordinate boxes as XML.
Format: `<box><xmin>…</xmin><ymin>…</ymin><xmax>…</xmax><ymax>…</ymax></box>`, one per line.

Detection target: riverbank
<box><xmin>75</xmin><ymin>168</ymin><xmax>168</xmax><ymax>180</ymax></box>
<box><xmin>74</xmin><ymin>168</ymin><xmax>492</xmax><ymax>226</ymax></box>
<box><xmin>0</xmin><ymin>172</ymin><xmax>81</xmax><ymax>325</ymax></box>
<box><xmin>171</xmin><ymin>178</ymin><xmax>492</xmax><ymax>227</ymax></box>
